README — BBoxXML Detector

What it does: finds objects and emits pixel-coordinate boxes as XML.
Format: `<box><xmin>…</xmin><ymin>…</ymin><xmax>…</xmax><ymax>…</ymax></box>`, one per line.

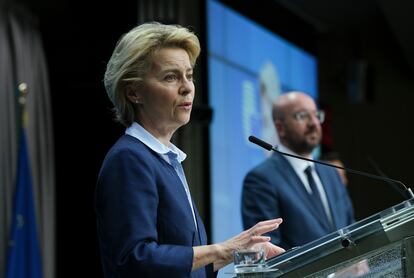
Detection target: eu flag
<box><xmin>5</xmin><ymin>128</ymin><xmax>43</xmax><ymax>278</ymax></box>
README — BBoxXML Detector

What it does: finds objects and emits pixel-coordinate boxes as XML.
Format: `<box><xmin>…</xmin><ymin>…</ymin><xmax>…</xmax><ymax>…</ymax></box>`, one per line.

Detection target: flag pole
<box><xmin>6</xmin><ymin>82</ymin><xmax>44</xmax><ymax>278</ymax></box>
<box><xmin>18</xmin><ymin>82</ymin><xmax>28</xmax><ymax>128</ymax></box>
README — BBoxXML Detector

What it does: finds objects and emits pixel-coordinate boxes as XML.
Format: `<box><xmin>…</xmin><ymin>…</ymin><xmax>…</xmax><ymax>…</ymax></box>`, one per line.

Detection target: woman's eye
<box><xmin>165</xmin><ymin>74</ymin><xmax>177</xmax><ymax>81</ymax></box>
<box><xmin>187</xmin><ymin>74</ymin><xmax>193</xmax><ymax>81</ymax></box>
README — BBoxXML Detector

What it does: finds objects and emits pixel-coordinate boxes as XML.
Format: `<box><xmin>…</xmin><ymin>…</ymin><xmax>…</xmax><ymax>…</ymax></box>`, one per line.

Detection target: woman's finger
<box><xmin>249</xmin><ymin>235</ymin><xmax>271</xmax><ymax>245</ymax></box>
<box><xmin>249</xmin><ymin>218</ymin><xmax>283</xmax><ymax>236</ymax></box>
<box><xmin>255</xmin><ymin>218</ymin><xmax>283</xmax><ymax>227</ymax></box>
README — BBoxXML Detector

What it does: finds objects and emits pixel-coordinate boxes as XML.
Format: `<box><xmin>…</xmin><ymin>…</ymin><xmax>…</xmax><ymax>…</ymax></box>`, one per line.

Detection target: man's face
<box><xmin>277</xmin><ymin>95</ymin><xmax>322</xmax><ymax>156</ymax></box>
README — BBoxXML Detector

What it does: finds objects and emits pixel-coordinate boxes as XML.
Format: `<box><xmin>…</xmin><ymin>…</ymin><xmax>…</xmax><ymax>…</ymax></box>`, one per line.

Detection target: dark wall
<box><xmin>317</xmin><ymin>15</ymin><xmax>414</xmax><ymax>219</ymax></box>
<box><xmin>33</xmin><ymin>0</ymin><xmax>138</xmax><ymax>276</ymax></box>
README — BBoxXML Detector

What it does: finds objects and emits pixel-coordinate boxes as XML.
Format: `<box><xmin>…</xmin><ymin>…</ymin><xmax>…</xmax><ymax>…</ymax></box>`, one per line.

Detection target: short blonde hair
<box><xmin>104</xmin><ymin>22</ymin><xmax>201</xmax><ymax>126</ymax></box>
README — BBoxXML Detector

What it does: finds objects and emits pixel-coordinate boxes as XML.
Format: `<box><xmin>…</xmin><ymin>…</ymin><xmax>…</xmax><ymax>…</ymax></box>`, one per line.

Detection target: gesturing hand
<box><xmin>217</xmin><ymin>218</ymin><xmax>284</xmax><ymax>263</ymax></box>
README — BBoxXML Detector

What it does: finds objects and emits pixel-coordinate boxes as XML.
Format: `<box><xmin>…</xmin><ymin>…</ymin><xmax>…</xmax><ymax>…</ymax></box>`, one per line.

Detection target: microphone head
<box><xmin>248</xmin><ymin>136</ymin><xmax>273</xmax><ymax>151</ymax></box>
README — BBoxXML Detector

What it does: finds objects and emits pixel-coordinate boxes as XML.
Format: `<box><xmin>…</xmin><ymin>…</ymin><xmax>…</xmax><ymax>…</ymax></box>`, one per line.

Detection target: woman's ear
<box><xmin>126</xmin><ymin>85</ymin><xmax>142</xmax><ymax>104</ymax></box>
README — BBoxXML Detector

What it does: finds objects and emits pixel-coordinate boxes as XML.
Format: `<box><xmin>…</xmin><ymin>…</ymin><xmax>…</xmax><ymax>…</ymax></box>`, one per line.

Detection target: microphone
<box><xmin>248</xmin><ymin>135</ymin><xmax>414</xmax><ymax>200</ymax></box>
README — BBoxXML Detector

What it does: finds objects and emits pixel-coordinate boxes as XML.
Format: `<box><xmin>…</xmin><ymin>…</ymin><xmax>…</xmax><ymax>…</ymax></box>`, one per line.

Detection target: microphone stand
<box><xmin>248</xmin><ymin>135</ymin><xmax>414</xmax><ymax>200</ymax></box>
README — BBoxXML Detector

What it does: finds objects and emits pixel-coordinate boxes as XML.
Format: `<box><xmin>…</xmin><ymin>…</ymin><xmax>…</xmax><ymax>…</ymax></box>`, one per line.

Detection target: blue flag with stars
<box><xmin>5</xmin><ymin>127</ymin><xmax>43</xmax><ymax>278</ymax></box>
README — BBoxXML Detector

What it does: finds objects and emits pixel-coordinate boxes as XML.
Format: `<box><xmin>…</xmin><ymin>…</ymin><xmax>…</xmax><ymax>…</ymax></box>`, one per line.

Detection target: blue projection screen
<box><xmin>207</xmin><ymin>0</ymin><xmax>318</xmax><ymax>274</ymax></box>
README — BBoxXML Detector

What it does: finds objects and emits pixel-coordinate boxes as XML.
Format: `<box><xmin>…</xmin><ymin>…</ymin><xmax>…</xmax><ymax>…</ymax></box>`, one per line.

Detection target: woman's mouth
<box><xmin>178</xmin><ymin>102</ymin><xmax>192</xmax><ymax>110</ymax></box>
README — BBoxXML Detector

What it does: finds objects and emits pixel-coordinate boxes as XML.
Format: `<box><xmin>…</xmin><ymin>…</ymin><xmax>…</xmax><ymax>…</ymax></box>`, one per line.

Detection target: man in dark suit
<box><xmin>242</xmin><ymin>91</ymin><xmax>354</xmax><ymax>250</ymax></box>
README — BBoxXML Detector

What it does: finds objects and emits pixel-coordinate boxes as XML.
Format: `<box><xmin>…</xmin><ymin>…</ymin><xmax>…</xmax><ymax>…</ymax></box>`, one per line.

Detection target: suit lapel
<box><xmin>273</xmin><ymin>154</ymin><xmax>332</xmax><ymax>231</ymax></box>
<box><xmin>315</xmin><ymin>164</ymin><xmax>337</xmax><ymax>229</ymax></box>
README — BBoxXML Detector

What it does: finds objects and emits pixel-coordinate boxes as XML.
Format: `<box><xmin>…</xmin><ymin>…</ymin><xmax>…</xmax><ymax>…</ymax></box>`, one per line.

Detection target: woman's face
<box><xmin>137</xmin><ymin>47</ymin><xmax>195</xmax><ymax>134</ymax></box>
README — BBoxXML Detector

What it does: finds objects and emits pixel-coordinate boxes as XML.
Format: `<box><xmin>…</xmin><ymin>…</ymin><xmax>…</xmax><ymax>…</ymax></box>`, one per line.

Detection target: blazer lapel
<box><xmin>160</xmin><ymin>156</ymin><xmax>197</xmax><ymax>228</ymax></box>
<box><xmin>192</xmin><ymin>203</ymin><xmax>207</xmax><ymax>246</ymax></box>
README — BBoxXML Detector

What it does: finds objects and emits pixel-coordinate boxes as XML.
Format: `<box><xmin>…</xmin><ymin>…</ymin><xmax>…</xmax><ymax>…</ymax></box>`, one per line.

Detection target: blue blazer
<box><xmin>95</xmin><ymin>135</ymin><xmax>214</xmax><ymax>278</ymax></box>
<box><xmin>242</xmin><ymin>153</ymin><xmax>354</xmax><ymax>250</ymax></box>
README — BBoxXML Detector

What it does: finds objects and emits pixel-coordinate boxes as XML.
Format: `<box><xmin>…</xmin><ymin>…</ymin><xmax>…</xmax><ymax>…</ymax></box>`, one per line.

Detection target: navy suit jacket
<box><xmin>95</xmin><ymin>135</ymin><xmax>214</xmax><ymax>278</ymax></box>
<box><xmin>242</xmin><ymin>153</ymin><xmax>354</xmax><ymax>250</ymax></box>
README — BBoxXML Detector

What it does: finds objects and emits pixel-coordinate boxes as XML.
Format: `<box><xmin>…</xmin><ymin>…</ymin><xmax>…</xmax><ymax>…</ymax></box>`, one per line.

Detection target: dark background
<box><xmin>22</xmin><ymin>0</ymin><xmax>139</xmax><ymax>276</ymax></box>
<box><xmin>9</xmin><ymin>0</ymin><xmax>414</xmax><ymax>276</ymax></box>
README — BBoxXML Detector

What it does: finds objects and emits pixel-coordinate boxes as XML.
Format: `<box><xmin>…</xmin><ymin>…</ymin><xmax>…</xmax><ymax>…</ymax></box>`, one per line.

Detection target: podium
<box><xmin>236</xmin><ymin>198</ymin><xmax>414</xmax><ymax>277</ymax></box>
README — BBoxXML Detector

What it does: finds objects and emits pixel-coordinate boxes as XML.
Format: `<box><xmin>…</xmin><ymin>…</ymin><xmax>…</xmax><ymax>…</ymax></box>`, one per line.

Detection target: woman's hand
<box><xmin>193</xmin><ymin>218</ymin><xmax>284</xmax><ymax>272</ymax></box>
<box><xmin>213</xmin><ymin>218</ymin><xmax>284</xmax><ymax>270</ymax></box>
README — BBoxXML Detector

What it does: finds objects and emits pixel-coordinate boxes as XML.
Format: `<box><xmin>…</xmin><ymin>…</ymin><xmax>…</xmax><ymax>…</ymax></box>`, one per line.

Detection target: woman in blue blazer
<box><xmin>96</xmin><ymin>22</ymin><xmax>285</xmax><ymax>278</ymax></box>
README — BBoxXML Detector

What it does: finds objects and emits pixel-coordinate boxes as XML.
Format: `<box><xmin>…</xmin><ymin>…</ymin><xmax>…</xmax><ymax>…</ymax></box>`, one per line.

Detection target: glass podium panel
<box><xmin>307</xmin><ymin>241</ymin><xmax>404</xmax><ymax>278</ymax></box>
<box><xmin>235</xmin><ymin>198</ymin><xmax>414</xmax><ymax>278</ymax></box>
